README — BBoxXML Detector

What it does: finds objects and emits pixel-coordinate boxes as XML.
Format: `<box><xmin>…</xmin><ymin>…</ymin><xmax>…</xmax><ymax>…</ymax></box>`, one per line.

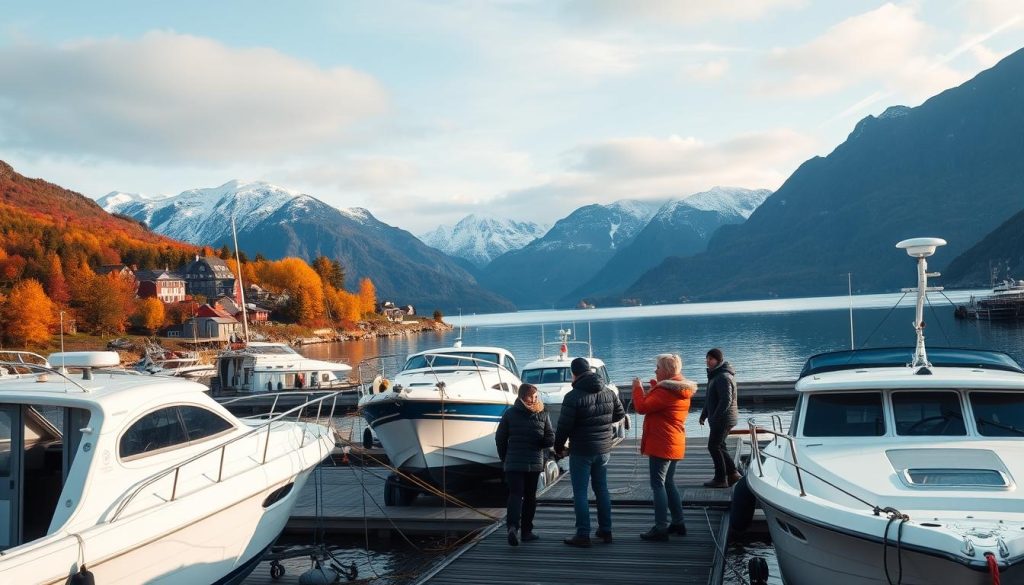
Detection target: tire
<box><xmin>748</xmin><ymin>556</ymin><xmax>769</xmax><ymax>584</ymax></box>
<box><xmin>363</xmin><ymin>427</ymin><xmax>374</xmax><ymax>450</ymax></box>
<box><xmin>729</xmin><ymin>475</ymin><xmax>756</xmax><ymax>532</ymax></box>
<box><xmin>385</xmin><ymin>474</ymin><xmax>418</xmax><ymax>506</ymax></box>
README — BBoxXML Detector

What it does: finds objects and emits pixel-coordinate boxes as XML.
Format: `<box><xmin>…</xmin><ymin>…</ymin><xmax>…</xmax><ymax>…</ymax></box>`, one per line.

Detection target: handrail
<box><xmin>0</xmin><ymin>360</ymin><xmax>95</xmax><ymax>393</ymax></box>
<box><xmin>355</xmin><ymin>353</ymin><xmax>403</xmax><ymax>396</ymax></box>
<box><xmin>408</xmin><ymin>352</ymin><xmax>513</xmax><ymax>396</ymax></box>
<box><xmin>748</xmin><ymin>418</ymin><xmax>806</xmax><ymax>496</ymax></box>
<box><xmin>110</xmin><ymin>391</ymin><xmax>341</xmax><ymax>522</ymax></box>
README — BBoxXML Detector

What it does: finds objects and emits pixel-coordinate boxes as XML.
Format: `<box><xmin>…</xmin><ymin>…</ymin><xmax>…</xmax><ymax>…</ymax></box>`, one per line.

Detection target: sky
<box><xmin>2</xmin><ymin>1</ymin><xmax>1023</xmax><ymax>233</ymax></box>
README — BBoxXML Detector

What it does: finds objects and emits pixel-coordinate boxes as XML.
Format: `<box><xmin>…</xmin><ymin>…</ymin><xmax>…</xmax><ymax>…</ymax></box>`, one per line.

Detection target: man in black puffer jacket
<box><xmin>554</xmin><ymin>357</ymin><xmax>626</xmax><ymax>547</ymax></box>
<box><xmin>699</xmin><ymin>348</ymin><xmax>740</xmax><ymax>488</ymax></box>
<box><xmin>495</xmin><ymin>383</ymin><xmax>555</xmax><ymax>546</ymax></box>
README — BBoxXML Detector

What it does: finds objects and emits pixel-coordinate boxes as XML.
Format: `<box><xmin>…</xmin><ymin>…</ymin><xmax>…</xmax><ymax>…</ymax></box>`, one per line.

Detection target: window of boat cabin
<box><xmin>891</xmin><ymin>391</ymin><xmax>966</xmax><ymax>436</ymax></box>
<box><xmin>970</xmin><ymin>392</ymin><xmax>1024</xmax><ymax>437</ymax></box>
<box><xmin>0</xmin><ymin>405</ymin><xmax>92</xmax><ymax>549</ymax></box>
<box><xmin>803</xmin><ymin>392</ymin><xmax>885</xmax><ymax>437</ymax></box>
<box><xmin>522</xmin><ymin>368</ymin><xmax>571</xmax><ymax>384</ymax></box>
<box><xmin>502</xmin><ymin>355</ymin><xmax>520</xmax><ymax>378</ymax></box>
<box><xmin>120</xmin><ymin>405</ymin><xmax>234</xmax><ymax>460</ymax></box>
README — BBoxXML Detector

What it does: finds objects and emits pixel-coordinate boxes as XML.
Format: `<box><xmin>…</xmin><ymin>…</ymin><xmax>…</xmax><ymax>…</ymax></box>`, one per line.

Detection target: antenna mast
<box><xmin>896</xmin><ymin>237</ymin><xmax>946</xmax><ymax>369</ymax></box>
<box><xmin>230</xmin><ymin>216</ymin><xmax>250</xmax><ymax>344</ymax></box>
<box><xmin>847</xmin><ymin>273</ymin><xmax>855</xmax><ymax>350</ymax></box>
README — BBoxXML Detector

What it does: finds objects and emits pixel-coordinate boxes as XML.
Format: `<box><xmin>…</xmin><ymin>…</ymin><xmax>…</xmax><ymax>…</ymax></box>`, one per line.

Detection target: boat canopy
<box><xmin>799</xmin><ymin>347</ymin><xmax>1024</xmax><ymax>378</ymax></box>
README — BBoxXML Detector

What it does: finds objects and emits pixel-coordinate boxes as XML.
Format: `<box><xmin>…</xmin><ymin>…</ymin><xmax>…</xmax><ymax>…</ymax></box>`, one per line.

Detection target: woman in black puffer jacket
<box><xmin>495</xmin><ymin>383</ymin><xmax>554</xmax><ymax>546</ymax></box>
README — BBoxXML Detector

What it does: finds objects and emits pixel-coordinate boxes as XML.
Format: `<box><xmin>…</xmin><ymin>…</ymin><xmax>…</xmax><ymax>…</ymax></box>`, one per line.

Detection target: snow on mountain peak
<box><xmin>419</xmin><ymin>214</ymin><xmax>548</xmax><ymax>267</ymax></box>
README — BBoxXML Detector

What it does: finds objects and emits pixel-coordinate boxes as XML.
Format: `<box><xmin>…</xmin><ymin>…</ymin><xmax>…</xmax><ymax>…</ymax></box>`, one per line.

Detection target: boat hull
<box><xmin>362</xmin><ymin>398</ymin><xmax>509</xmax><ymax>487</ymax></box>
<box><xmin>760</xmin><ymin>499</ymin><xmax>1023</xmax><ymax>585</ymax></box>
<box><xmin>1</xmin><ymin>427</ymin><xmax>331</xmax><ymax>585</ymax></box>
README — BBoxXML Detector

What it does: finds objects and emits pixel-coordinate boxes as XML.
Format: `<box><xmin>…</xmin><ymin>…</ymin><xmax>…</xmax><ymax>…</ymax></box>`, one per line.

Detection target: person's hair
<box><xmin>518</xmin><ymin>383</ymin><xmax>538</xmax><ymax>400</ymax></box>
<box><xmin>655</xmin><ymin>353</ymin><xmax>682</xmax><ymax>375</ymax></box>
<box><xmin>706</xmin><ymin>348</ymin><xmax>724</xmax><ymax>362</ymax></box>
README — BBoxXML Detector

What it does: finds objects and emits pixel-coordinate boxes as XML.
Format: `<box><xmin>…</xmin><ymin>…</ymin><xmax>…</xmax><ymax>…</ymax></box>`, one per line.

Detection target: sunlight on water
<box><xmin>303</xmin><ymin>290</ymin><xmax>1024</xmax><ymax>383</ymax></box>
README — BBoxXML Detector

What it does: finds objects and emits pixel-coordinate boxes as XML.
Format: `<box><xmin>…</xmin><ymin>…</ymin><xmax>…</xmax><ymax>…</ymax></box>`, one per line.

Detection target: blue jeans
<box><xmin>649</xmin><ymin>456</ymin><xmax>684</xmax><ymax>530</ymax></box>
<box><xmin>569</xmin><ymin>453</ymin><xmax>612</xmax><ymax>536</ymax></box>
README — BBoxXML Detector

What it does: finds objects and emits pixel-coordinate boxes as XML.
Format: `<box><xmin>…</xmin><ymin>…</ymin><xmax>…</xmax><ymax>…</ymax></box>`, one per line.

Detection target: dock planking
<box><xmin>244</xmin><ymin>432</ymin><xmax>746</xmax><ymax>584</ymax></box>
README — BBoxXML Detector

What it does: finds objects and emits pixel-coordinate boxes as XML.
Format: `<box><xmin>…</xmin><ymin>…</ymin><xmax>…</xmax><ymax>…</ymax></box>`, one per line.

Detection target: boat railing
<box><xmin>216</xmin><ymin>389</ymin><xmax>342</xmax><ymax>419</ymax></box>
<box><xmin>0</xmin><ymin>359</ymin><xmax>98</xmax><ymax>393</ymax></box>
<box><xmin>748</xmin><ymin>418</ymin><xmax>806</xmax><ymax>497</ymax></box>
<box><xmin>369</xmin><ymin>352</ymin><xmax>515</xmax><ymax>397</ymax></box>
<box><xmin>355</xmin><ymin>354</ymin><xmax>403</xmax><ymax>396</ymax></box>
<box><xmin>540</xmin><ymin>339</ymin><xmax>593</xmax><ymax>359</ymax></box>
<box><xmin>110</xmin><ymin>390</ymin><xmax>342</xmax><ymax>523</ymax></box>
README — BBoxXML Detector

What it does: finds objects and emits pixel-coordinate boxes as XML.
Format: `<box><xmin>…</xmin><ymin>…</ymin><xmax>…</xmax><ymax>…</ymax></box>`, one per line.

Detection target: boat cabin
<box><xmin>215</xmin><ymin>342</ymin><xmax>352</xmax><ymax>393</ymax></box>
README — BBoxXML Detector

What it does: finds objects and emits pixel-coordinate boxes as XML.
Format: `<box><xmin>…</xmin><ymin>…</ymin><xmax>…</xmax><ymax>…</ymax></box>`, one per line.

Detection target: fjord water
<box><xmin>302</xmin><ymin>289</ymin><xmax>1022</xmax><ymax>383</ymax></box>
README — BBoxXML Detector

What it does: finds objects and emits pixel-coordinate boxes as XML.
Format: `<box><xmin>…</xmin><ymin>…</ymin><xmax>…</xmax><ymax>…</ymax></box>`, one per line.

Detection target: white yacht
<box><xmin>358</xmin><ymin>344</ymin><xmax>521</xmax><ymax>505</ymax></box>
<box><xmin>135</xmin><ymin>345</ymin><xmax>216</xmax><ymax>381</ymax></box>
<box><xmin>0</xmin><ymin>351</ymin><xmax>338</xmax><ymax>585</ymax></box>
<box><xmin>214</xmin><ymin>342</ymin><xmax>353</xmax><ymax>394</ymax></box>
<box><xmin>519</xmin><ymin>328</ymin><xmax>623</xmax><ymax>436</ymax></box>
<box><xmin>746</xmin><ymin>238</ymin><xmax>1024</xmax><ymax>584</ymax></box>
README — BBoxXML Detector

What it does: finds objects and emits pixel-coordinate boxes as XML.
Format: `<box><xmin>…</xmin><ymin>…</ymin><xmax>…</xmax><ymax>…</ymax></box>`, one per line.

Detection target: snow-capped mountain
<box><xmin>99</xmin><ymin>181</ymin><xmax>512</xmax><ymax>313</ymax></box>
<box><xmin>419</xmin><ymin>214</ymin><xmax>548</xmax><ymax>268</ymax></box>
<box><xmin>99</xmin><ymin>180</ymin><xmax>371</xmax><ymax>245</ymax></box>
<box><xmin>478</xmin><ymin>199</ymin><xmax>661</xmax><ymax>308</ymax></box>
<box><xmin>562</xmin><ymin>186</ymin><xmax>772</xmax><ymax>304</ymax></box>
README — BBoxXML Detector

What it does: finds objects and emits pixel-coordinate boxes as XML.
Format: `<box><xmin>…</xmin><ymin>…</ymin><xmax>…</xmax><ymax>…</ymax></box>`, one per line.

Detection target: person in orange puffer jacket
<box><xmin>631</xmin><ymin>353</ymin><xmax>697</xmax><ymax>541</ymax></box>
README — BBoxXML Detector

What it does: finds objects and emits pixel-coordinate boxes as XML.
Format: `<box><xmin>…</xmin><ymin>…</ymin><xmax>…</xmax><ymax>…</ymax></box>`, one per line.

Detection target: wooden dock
<box><xmin>243</xmin><ymin>434</ymin><xmax>746</xmax><ymax>585</ymax></box>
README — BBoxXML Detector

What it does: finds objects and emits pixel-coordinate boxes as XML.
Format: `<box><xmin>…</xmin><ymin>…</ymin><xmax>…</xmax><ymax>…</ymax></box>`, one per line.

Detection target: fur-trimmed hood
<box><xmin>516</xmin><ymin>397</ymin><xmax>545</xmax><ymax>414</ymax></box>
<box><xmin>655</xmin><ymin>378</ymin><xmax>697</xmax><ymax>394</ymax></box>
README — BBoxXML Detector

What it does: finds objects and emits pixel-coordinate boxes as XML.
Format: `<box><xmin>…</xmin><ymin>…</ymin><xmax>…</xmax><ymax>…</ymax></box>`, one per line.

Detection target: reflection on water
<box><xmin>302</xmin><ymin>292</ymin><xmax>1024</xmax><ymax>383</ymax></box>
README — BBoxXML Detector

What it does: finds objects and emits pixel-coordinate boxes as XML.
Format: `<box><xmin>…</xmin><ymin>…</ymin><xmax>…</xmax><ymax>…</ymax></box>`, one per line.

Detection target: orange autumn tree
<box><xmin>134</xmin><ymin>297</ymin><xmax>166</xmax><ymax>333</ymax></box>
<box><xmin>253</xmin><ymin>258</ymin><xmax>325</xmax><ymax>325</ymax></box>
<box><xmin>357</xmin><ymin>278</ymin><xmax>376</xmax><ymax>317</ymax></box>
<box><xmin>81</xmin><ymin>273</ymin><xmax>137</xmax><ymax>335</ymax></box>
<box><xmin>45</xmin><ymin>252</ymin><xmax>71</xmax><ymax>305</ymax></box>
<box><xmin>1</xmin><ymin>279</ymin><xmax>56</xmax><ymax>347</ymax></box>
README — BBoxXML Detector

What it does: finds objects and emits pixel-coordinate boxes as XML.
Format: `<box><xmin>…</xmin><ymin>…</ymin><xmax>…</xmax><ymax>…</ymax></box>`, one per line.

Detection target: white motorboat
<box><xmin>134</xmin><ymin>344</ymin><xmax>216</xmax><ymax>381</ymax></box>
<box><xmin>745</xmin><ymin>238</ymin><xmax>1024</xmax><ymax>584</ymax></box>
<box><xmin>0</xmin><ymin>351</ymin><xmax>339</xmax><ymax>585</ymax></box>
<box><xmin>358</xmin><ymin>343</ymin><xmax>521</xmax><ymax>504</ymax></box>
<box><xmin>214</xmin><ymin>342</ymin><xmax>353</xmax><ymax>394</ymax></box>
<box><xmin>519</xmin><ymin>328</ymin><xmax>624</xmax><ymax>437</ymax></box>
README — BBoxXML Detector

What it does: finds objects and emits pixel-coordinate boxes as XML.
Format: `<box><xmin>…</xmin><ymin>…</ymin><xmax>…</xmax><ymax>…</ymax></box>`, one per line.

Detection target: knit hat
<box><xmin>570</xmin><ymin>357</ymin><xmax>591</xmax><ymax>376</ymax></box>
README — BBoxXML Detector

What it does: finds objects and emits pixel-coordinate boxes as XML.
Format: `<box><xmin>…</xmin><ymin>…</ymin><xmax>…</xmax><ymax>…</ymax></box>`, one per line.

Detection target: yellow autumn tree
<box><xmin>358</xmin><ymin>278</ymin><xmax>376</xmax><ymax>317</ymax></box>
<box><xmin>1</xmin><ymin>279</ymin><xmax>56</xmax><ymax>347</ymax></box>
<box><xmin>81</xmin><ymin>273</ymin><xmax>137</xmax><ymax>335</ymax></box>
<box><xmin>134</xmin><ymin>297</ymin><xmax>166</xmax><ymax>333</ymax></box>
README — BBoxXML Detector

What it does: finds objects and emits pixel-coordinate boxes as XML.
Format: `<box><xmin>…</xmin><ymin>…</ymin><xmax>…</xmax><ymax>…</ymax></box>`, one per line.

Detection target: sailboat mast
<box><xmin>231</xmin><ymin>216</ymin><xmax>250</xmax><ymax>344</ymax></box>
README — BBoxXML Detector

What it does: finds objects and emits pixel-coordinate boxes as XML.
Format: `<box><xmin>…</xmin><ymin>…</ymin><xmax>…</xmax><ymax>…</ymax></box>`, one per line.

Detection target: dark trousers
<box><xmin>707</xmin><ymin>424</ymin><xmax>737</xmax><ymax>480</ymax></box>
<box><xmin>506</xmin><ymin>471</ymin><xmax>540</xmax><ymax>533</ymax></box>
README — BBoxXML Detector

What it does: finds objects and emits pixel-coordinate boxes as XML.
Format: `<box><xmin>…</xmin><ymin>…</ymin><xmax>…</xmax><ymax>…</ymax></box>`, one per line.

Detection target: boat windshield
<box><xmin>970</xmin><ymin>392</ymin><xmax>1024</xmax><ymax>437</ymax></box>
<box><xmin>247</xmin><ymin>345</ymin><xmax>298</xmax><ymax>355</ymax></box>
<box><xmin>803</xmin><ymin>392</ymin><xmax>886</xmax><ymax>437</ymax></box>
<box><xmin>892</xmin><ymin>391</ymin><xmax>966</xmax><ymax>436</ymax></box>
<box><xmin>403</xmin><ymin>352</ymin><xmax>501</xmax><ymax>371</ymax></box>
<box><xmin>522</xmin><ymin>367</ymin><xmax>571</xmax><ymax>385</ymax></box>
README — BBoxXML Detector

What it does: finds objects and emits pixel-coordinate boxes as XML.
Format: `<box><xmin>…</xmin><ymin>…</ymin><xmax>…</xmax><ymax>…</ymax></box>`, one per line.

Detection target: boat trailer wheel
<box><xmin>363</xmin><ymin>427</ymin><xmax>374</xmax><ymax>449</ymax></box>
<box><xmin>269</xmin><ymin>560</ymin><xmax>285</xmax><ymax>580</ymax></box>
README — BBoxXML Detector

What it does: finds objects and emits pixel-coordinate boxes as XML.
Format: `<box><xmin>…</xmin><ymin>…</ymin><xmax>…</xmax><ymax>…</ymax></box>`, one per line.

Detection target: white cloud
<box><xmin>764</xmin><ymin>4</ymin><xmax>956</xmax><ymax>98</ymax></box>
<box><xmin>486</xmin><ymin>129</ymin><xmax>817</xmax><ymax>222</ymax></box>
<box><xmin>684</xmin><ymin>58</ymin><xmax>730</xmax><ymax>81</ymax></box>
<box><xmin>562</xmin><ymin>0</ymin><xmax>806</xmax><ymax>26</ymax></box>
<box><xmin>0</xmin><ymin>31</ymin><xmax>389</xmax><ymax>163</ymax></box>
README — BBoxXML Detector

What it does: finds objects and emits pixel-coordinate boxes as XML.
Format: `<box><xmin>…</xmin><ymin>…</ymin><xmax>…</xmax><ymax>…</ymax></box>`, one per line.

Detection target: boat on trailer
<box><xmin>358</xmin><ymin>343</ymin><xmax>522</xmax><ymax>505</ymax></box>
<box><xmin>745</xmin><ymin>238</ymin><xmax>1024</xmax><ymax>584</ymax></box>
<box><xmin>0</xmin><ymin>351</ymin><xmax>339</xmax><ymax>584</ymax></box>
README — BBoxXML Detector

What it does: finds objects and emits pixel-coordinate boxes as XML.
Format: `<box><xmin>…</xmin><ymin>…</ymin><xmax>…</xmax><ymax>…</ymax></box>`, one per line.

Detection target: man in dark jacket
<box><xmin>495</xmin><ymin>384</ymin><xmax>555</xmax><ymax>546</ymax></box>
<box><xmin>554</xmin><ymin>357</ymin><xmax>626</xmax><ymax>547</ymax></box>
<box><xmin>699</xmin><ymin>348</ymin><xmax>740</xmax><ymax>488</ymax></box>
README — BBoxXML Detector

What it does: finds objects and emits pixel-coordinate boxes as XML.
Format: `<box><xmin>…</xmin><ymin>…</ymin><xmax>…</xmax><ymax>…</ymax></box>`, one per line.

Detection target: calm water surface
<box><xmin>303</xmin><ymin>290</ymin><xmax>1023</xmax><ymax>383</ymax></box>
